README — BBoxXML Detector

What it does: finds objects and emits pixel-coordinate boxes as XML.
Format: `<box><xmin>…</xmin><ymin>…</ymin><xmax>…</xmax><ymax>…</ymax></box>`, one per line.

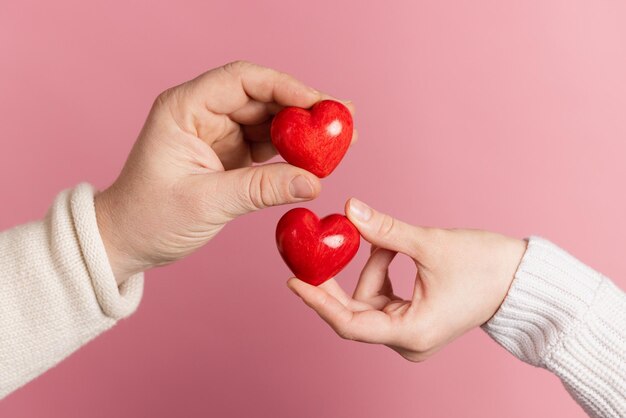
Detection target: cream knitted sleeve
<box><xmin>0</xmin><ymin>183</ymin><xmax>143</xmax><ymax>398</ymax></box>
<box><xmin>483</xmin><ymin>237</ymin><xmax>626</xmax><ymax>417</ymax></box>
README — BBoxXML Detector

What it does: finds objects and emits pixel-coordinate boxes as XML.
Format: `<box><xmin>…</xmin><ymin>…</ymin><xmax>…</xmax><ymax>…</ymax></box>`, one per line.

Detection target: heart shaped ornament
<box><xmin>276</xmin><ymin>208</ymin><xmax>360</xmax><ymax>286</ymax></box>
<box><xmin>270</xmin><ymin>100</ymin><xmax>353</xmax><ymax>178</ymax></box>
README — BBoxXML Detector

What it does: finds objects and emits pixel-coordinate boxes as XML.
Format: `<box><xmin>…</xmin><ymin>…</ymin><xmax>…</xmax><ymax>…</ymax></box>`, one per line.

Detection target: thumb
<box><xmin>345</xmin><ymin>198</ymin><xmax>425</xmax><ymax>257</ymax></box>
<box><xmin>212</xmin><ymin>163</ymin><xmax>321</xmax><ymax>219</ymax></box>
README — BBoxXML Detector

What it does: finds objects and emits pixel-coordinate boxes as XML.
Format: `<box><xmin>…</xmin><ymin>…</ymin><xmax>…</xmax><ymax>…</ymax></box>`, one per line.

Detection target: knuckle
<box><xmin>247</xmin><ymin>169</ymin><xmax>281</xmax><ymax>210</ymax></box>
<box><xmin>276</xmin><ymin>70</ymin><xmax>292</xmax><ymax>84</ymax></box>
<box><xmin>153</xmin><ymin>86</ymin><xmax>186</xmax><ymax>125</ymax></box>
<box><xmin>246</xmin><ymin>170</ymin><xmax>265</xmax><ymax>210</ymax></box>
<box><xmin>377</xmin><ymin>215</ymin><xmax>397</xmax><ymax>238</ymax></box>
<box><xmin>223</xmin><ymin>60</ymin><xmax>251</xmax><ymax>76</ymax></box>
<box><xmin>335</xmin><ymin>324</ymin><xmax>355</xmax><ymax>341</ymax></box>
<box><xmin>155</xmin><ymin>87</ymin><xmax>175</xmax><ymax>109</ymax></box>
<box><xmin>312</xmin><ymin>293</ymin><xmax>330</xmax><ymax>311</ymax></box>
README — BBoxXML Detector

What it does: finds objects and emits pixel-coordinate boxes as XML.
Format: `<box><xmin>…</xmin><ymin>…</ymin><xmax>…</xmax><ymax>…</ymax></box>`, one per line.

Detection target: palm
<box><xmin>303</xmin><ymin>248</ymin><xmax>418</xmax><ymax>349</ymax></box>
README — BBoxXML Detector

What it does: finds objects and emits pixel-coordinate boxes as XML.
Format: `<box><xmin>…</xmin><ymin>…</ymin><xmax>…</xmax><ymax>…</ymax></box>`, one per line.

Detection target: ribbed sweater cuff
<box><xmin>482</xmin><ymin>236</ymin><xmax>605</xmax><ymax>367</ymax></box>
<box><xmin>71</xmin><ymin>183</ymin><xmax>143</xmax><ymax>319</ymax></box>
<box><xmin>483</xmin><ymin>237</ymin><xmax>626</xmax><ymax>416</ymax></box>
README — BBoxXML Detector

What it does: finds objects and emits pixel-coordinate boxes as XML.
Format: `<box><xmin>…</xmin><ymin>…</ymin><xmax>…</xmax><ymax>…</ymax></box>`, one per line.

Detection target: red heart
<box><xmin>270</xmin><ymin>100</ymin><xmax>353</xmax><ymax>178</ymax></box>
<box><xmin>276</xmin><ymin>208</ymin><xmax>360</xmax><ymax>286</ymax></box>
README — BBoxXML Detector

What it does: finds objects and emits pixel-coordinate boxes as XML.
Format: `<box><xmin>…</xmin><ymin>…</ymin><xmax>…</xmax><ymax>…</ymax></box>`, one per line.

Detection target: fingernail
<box><xmin>349</xmin><ymin>198</ymin><xmax>372</xmax><ymax>222</ymax></box>
<box><xmin>289</xmin><ymin>176</ymin><xmax>314</xmax><ymax>199</ymax></box>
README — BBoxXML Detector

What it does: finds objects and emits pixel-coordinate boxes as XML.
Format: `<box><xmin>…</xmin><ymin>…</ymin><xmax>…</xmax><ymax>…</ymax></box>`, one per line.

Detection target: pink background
<box><xmin>1</xmin><ymin>1</ymin><xmax>625</xmax><ymax>417</ymax></box>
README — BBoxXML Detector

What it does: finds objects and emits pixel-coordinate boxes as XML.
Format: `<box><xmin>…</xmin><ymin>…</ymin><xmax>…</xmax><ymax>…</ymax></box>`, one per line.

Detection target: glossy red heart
<box><xmin>270</xmin><ymin>100</ymin><xmax>353</xmax><ymax>178</ymax></box>
<box><xmin>276</xmin><ymin>208</ymin><xmax>360</xmax><ymax>286</ymax></box>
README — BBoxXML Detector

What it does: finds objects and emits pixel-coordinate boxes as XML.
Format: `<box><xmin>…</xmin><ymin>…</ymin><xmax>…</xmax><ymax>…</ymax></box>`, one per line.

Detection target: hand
<box><xmin>95</xmin><ymin>61</ymin><xmax>355</xmax><ymax>284</ymax></box>
<box><xmin>288</xmin><ymin>198</ymin><xmax>526</xmax><ymax>362</ymax></box>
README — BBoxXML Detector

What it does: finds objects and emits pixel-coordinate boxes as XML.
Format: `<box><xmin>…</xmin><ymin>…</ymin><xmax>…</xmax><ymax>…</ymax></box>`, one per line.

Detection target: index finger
<box><xmin>287</xmin><ymin>278</ymin><xmax>394</xmax><ymax>344</ymax></box>
<box><xmin>191</xmin><ymin>61</ymin><xmax>355</xmax><ymax>129</ymax></box>
<box><xmin>193</xmin><ymin>61</ymin><xmax>322</xmax><ymax>114</ymax></box>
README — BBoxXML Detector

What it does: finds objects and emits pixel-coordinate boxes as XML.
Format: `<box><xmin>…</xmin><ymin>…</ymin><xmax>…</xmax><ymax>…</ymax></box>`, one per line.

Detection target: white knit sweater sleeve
<box><xmin>0</xmin><ymin>183</ymin><xmax>143</xmax><ymax>398</ymax></box>
<box><xmin>483</xmin><ymin>237</ymin><xmax>626</xmax><ymax>417</ymax></box>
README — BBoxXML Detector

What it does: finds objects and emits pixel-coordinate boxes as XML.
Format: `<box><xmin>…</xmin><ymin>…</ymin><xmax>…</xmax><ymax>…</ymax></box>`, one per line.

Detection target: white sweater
<box><xmin>0</xmin><ymin>185</ymin><xmax>624</xmax><ymax>417</ymax></box>
<box><xmin>0</xmin><ymin>184</ymin><xmax>143</xmax><ymax>397</ymax></box>
<box><xmin>483</xmin><ymin>237</ymin><xmax>626</xmax><ymax>416</ymax></box>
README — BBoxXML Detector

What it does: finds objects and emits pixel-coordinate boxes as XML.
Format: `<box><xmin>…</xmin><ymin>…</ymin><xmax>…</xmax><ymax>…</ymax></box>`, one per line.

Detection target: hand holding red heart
<box><xmin>260</xmin><ymin>65</ymin><xmax>528</xmax><ymax>366</ymax></box>
<box><xmin>92</xmin><ymin>60</ymin><xmax>530</xmax><ymax>366</ymax></box>
<box><xmin>94</xmin><ymin>61</ymin><xmax>354</xmax><ymax>284</ymax></box>
<box><xmin>287</xmin><ymin>199</ymin><xmax>527</xmax><ymax>362</ymax></box>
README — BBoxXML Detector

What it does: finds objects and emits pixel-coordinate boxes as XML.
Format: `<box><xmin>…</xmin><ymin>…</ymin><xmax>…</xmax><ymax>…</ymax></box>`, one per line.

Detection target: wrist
<box><xmin>483</xmin><ymin>237</ymin><xmax>605</xmax><ymax>366</ymax></box>
<box><xmin>502</xmin><ymin>238</ymin><xmax>528</xmax><ymax>286</ymax></box>
<box><xmin>486</xmin><ymin>237</ymin><xmax>528</xmax><ymax>322</ymax></box>
<box><xmin>94</xmin><ymin>188</ymin><xmax>144</xmax><ymax>285</ymax></box>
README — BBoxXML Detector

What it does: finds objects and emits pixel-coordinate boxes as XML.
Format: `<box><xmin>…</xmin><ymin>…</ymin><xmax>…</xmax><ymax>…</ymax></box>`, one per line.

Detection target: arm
<box><xmin>483</xmin><ymin>237</ymin><xmax>626</xmax><ymax>417</ymax></box>
<box><xmin>1</xmin><ymin>61</ymin><xmax>352</xmax><ymax>398</ymax></box>
<box><xmin>289</xmin><ymin>199</ymin><xmax>626</xmax><ymax>417</ymax></box>
<box><xmin>0</xmin><ymin>185</ymin><xmax>143</xmax><ymax>398</ymax></box>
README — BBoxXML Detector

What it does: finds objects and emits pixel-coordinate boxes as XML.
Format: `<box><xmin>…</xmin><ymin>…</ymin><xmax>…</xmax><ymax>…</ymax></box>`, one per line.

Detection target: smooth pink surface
<box><xmin>1</xmin><ymin>1</ymin><xmax>625</xmax><ymax>417</ymax></box>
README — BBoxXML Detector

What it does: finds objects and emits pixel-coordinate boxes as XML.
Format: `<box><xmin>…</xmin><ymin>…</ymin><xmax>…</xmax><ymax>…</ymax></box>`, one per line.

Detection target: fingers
<box><xmin>353</xmin><ymin>248</ymin><xmax>397</xmax><ymax>307</ymax></box>
<box><xmin>242</xmin><ymin>121</ymin><xmax>276</xmax><ymax>162</ymax></box>
<box><xmin>243</xmin><ymin>118</ymin><xmax>356</xmax><ymax>162</ymax></box>
<box><xmin>210</xmin><ymin>163</ymin><xmax>321</xmax><ymax>219</ymax></box>
<box><xmin>345</xmin><ymin>198</ymin><xmax>426</xmax><ymax>257</ymax></box>
<box><xmin>350</xmin><ymin>128</ymin><xmax>358</xmax><ymax>145</ymax></box>
<box><xmin>230</xmin><ymin>61</ymin><xmax>355</xmax><ymax>113</ymax></box>
<box><xmin>228</xmin><ymin>100</ymin><xmax>274</xmax><ymax>125</ymax></box>
<box><xmin>242</xmin><ymin>120</ymin><xmax>272</xmax><ymax>142</ymax></box>
<box><xmin>250</xmin><ymin>142</ymin><xmax>278</xmax><ymax>163</ymax></box>
<box><xmin>319</xmin><ymin>279</ymin><xmax>372</xmax><ymax>312</ymax></box>
<box><xmin>169</xmin><ymin>61</ymin><xmax>321</xmax><ymax>130</ymax></box>
<box><xmin>166</xmin><ymin>61</ymin><xmax>357</xmax><ymax>169</ymax></box>
<box><xmin>319</xmin><ymin>279</ymin><xmax>352</xmax><ymax>306</ymax></box>
<box><xmin>183</xmin><ymin>61</ymin><xmax>354</xmax><ymax>122</ymax></box>
<box><xmin>287</xmin><ymin>278</ymin><xmax>394</xmax><ymax>344</ymax></box>
<box><xmin>211</xmin><ymin>132</ymin><xmax>253</xmax><ymax>170</ymax></box>
<box><xmin>342</xmin><ymin>100</ymin><xmax>356</xmax><ymax>115</ymax></box>
<box><xmin>234</xmin><ymin>61</ymin><xmax>321</xmax><ymax>108</ymax></box>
